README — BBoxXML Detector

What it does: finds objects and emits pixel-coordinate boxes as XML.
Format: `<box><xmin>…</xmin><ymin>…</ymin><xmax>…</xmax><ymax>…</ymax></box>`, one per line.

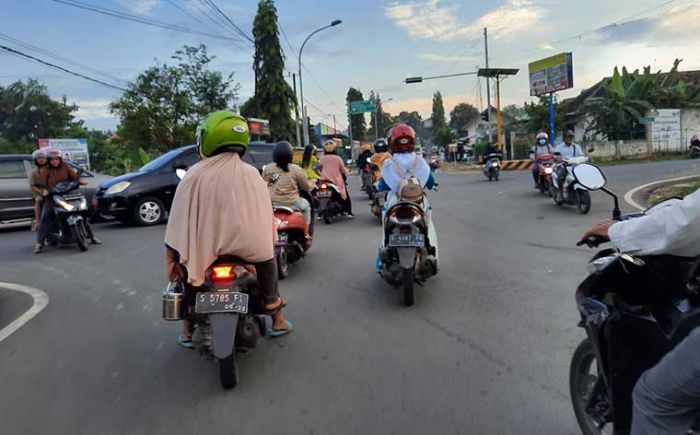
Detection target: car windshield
<box><xmin>138</xmin><ymin>148</ymin><xmax>187</xmax><ymax>172</ymax></box>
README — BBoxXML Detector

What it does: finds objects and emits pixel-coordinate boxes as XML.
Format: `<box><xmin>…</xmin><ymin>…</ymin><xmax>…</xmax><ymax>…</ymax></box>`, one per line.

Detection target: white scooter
<box><xmin>550</xmin><ymin>155</ymin><xmax>593</xmax><ymax>214</ymax></box>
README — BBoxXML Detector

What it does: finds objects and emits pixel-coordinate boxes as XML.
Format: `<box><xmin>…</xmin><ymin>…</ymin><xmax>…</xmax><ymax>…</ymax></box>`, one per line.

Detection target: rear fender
<box><xmin>210</xmin><ymin>313</ymin><xmax>239</xmax><ymax>359</ymax></box>
<box><xmin>396</xmin><ymin>247</ymin><xmax>417</xmax><ymax>269</ymax></box>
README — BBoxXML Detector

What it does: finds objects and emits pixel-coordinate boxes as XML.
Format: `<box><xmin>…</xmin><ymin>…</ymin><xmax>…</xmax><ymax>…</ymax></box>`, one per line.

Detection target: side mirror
<box><xmin>588</xmin><ymin>148</ymin><xmax>595</xmax><ymax>154</ymax></box>
<box><xmin>572</xmin><ymin>163</ymin><xmax>606</xmax><ymax>190</ymax></box>
<box><xmin>175</xmin><ymin>168</ymin><xmax>187</xmax><ymax>180</ymax></box>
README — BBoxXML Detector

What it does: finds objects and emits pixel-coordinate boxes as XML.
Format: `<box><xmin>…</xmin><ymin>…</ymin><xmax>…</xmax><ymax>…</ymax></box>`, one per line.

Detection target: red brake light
<box><xmin>212</xmin><ymin>265</ymin><xmax>235</xmax><ymax>281</ymax></box>
<box><xmin>320</xmin><ymin>183</ymin><xmax>328</xmax><ymax>190</ymax></box>
<box><xmin>399</xmin><ymin>226</ymin><xmax>412</xmax><ymax>234</ymax></box>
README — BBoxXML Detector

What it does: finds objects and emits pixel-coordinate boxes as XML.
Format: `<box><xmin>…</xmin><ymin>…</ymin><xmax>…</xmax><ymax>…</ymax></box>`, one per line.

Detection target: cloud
<box><xmin>539</xmin><ymin>44</ymin><xmax>555</xmax><ymax>51</ymax></box>
<box><xmin>593</xmin><ymin>18</ymin><xmax>655</xmax><ymax>43</ymax></box>
<box><xmin>122</xmin><ymin>0</ymin><xmax>159</xmax><ymax>15</ymax></box>
<box><xmin>419</xmin><ymin>53</ymin><xmax>476</xmax><ymax>62</ymax></box>
<box><xmin>385</xmin><ymin>0</ymin><xmax>545</xmax><ymax>41</ymax></box>
<box><xmin>74</xmin><ymin>99</ymin><xmax>113</xmax><ymax>120</ymax></box>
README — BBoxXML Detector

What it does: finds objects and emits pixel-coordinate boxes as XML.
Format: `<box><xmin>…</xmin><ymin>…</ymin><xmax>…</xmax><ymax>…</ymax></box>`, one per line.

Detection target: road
<box><xmin>0</xmin><ymin>159</ymin><xmax>697</xmax><ymax>435</ymax></box>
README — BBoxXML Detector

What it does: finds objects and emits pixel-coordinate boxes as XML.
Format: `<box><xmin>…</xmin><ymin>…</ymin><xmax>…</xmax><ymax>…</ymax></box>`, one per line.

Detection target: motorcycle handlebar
<box><xmin>576</xmin><ymin>235</ymin><xmax>608</xmax><ymax>248</ymax></box>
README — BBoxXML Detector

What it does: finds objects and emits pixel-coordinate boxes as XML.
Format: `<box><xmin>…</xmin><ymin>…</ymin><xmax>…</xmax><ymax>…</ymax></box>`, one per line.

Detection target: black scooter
<box><xmin>316</xmin><ymin>179</ymin><xmax>344</xmax><ymax>224</ymax></box>
<box><xmin>568</xmin><ymin>163</ymin><xmax>700</xmax><ymax>434</ymax></box>
<box><xmin>45</xmin><ymin>180</ymin><xmax>91</xmax><ymax>252</ymax></box>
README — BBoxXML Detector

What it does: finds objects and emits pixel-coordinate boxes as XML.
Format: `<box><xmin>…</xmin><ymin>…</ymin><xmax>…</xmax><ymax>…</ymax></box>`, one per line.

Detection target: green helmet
<box><xmin>196</xmin><ymin>111</ymin><xmax>250</xmax><ymax>158</ymax></box>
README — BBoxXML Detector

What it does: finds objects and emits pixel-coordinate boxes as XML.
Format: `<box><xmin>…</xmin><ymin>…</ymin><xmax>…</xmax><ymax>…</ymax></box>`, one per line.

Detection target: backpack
<box><xmin>389</xmin><ymin>155</ymin><xmax>423</xmax><ymax>202</ymax></box>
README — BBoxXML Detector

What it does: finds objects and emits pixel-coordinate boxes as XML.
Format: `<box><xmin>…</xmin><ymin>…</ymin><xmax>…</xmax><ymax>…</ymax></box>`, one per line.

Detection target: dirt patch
<box><xmin>647</xmin><ymin>178</ymin><xmax>700</xmax><ymax>205</ymax></box>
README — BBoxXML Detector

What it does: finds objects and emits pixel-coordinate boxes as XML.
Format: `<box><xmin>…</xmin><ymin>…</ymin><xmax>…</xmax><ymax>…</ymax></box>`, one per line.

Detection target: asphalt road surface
<box><xmin>0</xmin><ymin>159</ymin><xmax>698</xmax><ymax>435</ymax></box>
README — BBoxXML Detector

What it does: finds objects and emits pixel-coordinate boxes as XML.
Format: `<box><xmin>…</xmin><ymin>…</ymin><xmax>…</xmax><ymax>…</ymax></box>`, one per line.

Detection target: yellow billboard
<box><xmin>528</xmin><ymin>52</ymin><xmax>573</xmax><ymax>96</ymax></box>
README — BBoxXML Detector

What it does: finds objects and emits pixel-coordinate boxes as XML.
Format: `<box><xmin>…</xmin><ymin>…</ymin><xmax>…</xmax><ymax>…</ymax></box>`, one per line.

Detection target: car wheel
<box><xmin>133</xmin><ymin>197</ymin><xmax>165</xmax><ymax>226</ymax></box>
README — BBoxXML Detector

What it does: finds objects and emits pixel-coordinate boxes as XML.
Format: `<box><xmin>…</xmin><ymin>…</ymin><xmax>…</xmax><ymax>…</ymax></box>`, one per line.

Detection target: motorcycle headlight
<box><xmin>491</xmin><ymin>162</ymin><xmax>499</xmax><ymax>167</ymax></box>
<box><xmin>56</xmin><ymin>198</ymin><xmax>75</xmax><ymax>211</ymax></box>
<box><xmin>79</xmin><ymin>197</ymin><xmax>88</xmax><ymax>210</ymax></box>
<box><xmin>105</xmin><ymin>181</ymin><xmax>131</xmax><ymax>195</ymax></box>
<box><xmin>544</xmin><ymin>167</ymin><xmax>553</xmax><ymax>174</ymax></box>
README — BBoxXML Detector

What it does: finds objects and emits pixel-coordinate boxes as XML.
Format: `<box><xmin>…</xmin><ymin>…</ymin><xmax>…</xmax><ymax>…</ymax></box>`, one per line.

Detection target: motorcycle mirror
<box><xmin>588</xmin><ymin>148</ymin><xmax>595</xmax><ymax>154</ymax></box>
<box><xmin>175</xmin><ymin>168</ymin><xmax>187</xmax><ymax>180</ymax></box>
<box><xmin>572</xmin><ymin>163</ymin><xmax>606</xmax><ymax>190</ymax></box>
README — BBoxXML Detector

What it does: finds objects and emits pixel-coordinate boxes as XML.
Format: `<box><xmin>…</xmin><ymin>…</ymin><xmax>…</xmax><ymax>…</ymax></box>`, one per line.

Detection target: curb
<box><xmin>623</xmin><ymin>175</ymin><xmax>700</xmax><ymax>210</ymax></box>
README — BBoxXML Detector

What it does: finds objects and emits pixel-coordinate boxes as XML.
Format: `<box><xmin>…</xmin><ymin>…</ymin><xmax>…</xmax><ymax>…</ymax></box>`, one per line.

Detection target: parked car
<box><xmin>0</xmin><ymin>154</ymin><xmax>110</xmax><ymax>226</ymax></box>
<box><xmin>96</xmin><ymin>142</ymin><xmax>275</xmax><ymax>226</ymax></box>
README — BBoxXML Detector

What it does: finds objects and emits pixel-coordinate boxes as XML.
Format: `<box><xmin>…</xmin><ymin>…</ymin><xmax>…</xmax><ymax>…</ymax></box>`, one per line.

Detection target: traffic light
<box><xmin>405</xmin><ymin>76</ymin><xmax>423</xmax><ymax>84</ymax></box>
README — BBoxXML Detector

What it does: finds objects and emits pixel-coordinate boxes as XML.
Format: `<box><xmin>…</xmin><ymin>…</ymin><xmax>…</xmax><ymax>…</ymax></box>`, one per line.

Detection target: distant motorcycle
<box><xmin>370</xmin><ymin>190</ymin><xmax>386</xmax><ymax>224</ymax></box>
<box><xmin>482</xmin><ymin>152</ymin><xmax>502</xmax><ymax>181</ymax></box>
<box><xmin>162</xmin><ymin>259</ymin><xmax>270</xmax><ymax>390</ymax></box>
<box><xmin>360</xmin><ymin>158</ymin><xmax>375</xmax><ymax>199</ymax></box>
<box><xmin>690</xmin><ymin>143</ymin><xmax>700</xmax><ymax>159</ymax></box>
<box><xmin>44</xmin><ymin>179</ymin><xmax>91</xmax><ymax>252</ymax></box>
<box><xmin>316</xmin><ymin>179</ymin><xmax>343</xmax><ymax>224</ymax></box>
<box><xmin>567</xmin><ymin>163</ymin><xmax>700</xmax><ymax>435</ymax></box>
<box><xmin>535</xmin><ymin>153</ymin><xmax>555</xmax><ymax>195</ymax></box>
<box><xmin>273</xmin><ymin>190</ymin><xmax>315</xmax><ymax>279</ymax></box>
<box><xmin>550</xmin><ymin>156</ymin><xmax>592</xmax><ymax>214</ymax></box>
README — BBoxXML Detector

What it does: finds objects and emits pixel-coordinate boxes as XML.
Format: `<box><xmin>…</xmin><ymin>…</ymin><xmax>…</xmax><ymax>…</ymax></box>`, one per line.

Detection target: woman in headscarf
<box><xmin>318</xmin><ymin>140</ymin><xmax>354</xmax><ymax>217</ymax></box>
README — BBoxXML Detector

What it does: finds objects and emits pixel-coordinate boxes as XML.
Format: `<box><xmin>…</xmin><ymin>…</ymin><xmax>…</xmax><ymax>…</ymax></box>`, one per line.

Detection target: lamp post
<box><xmin>298</xmin><ymin>19</ymin><xmax>342</xmax><ymax>147</ymax></box>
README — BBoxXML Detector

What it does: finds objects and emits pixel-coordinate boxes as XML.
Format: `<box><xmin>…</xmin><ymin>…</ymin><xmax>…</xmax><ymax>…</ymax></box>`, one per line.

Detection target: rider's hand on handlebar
<box><xmin>578</xmin><ymin>220</ymin><xmax>616</xmax><ymax>247</ymax></box>
<box><xmin>42</xmin><ymin>189</ymin><xmax>49</xmax><ymax>197</ymax></box>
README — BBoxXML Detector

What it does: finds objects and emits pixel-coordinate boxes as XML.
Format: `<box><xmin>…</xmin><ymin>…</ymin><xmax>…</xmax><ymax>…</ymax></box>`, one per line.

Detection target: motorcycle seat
<box><xmin>273</xmin><ymin>205</ymin><xmax>299</xmax><ymax>214</ymax></box>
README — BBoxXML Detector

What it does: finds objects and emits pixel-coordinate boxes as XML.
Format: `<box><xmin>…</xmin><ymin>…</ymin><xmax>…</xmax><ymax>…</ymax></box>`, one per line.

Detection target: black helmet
<box><xmin>374</xmin><ymin>138</ymin><xmax>388</xmax><ymax>153</ymax></box>
<box><xmin>273</xmin><ymin>141</ymin><xmax>294</xmax><ymax>172</ymax></box>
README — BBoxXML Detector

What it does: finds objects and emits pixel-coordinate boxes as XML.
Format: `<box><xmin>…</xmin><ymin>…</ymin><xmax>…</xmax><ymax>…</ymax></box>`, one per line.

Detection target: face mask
<box><xmin>538</xmin><ymin>139</ymin><xmax>547</xmax><ymax>146</ymax></box>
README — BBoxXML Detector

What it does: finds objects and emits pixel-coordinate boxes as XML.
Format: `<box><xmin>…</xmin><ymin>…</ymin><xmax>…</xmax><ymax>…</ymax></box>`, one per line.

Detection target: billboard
<box><xmin>315</xmin><ymin>122</ymin><xmax>338</xmax><ymax>137</ymax></box>
<box><xmin>651</xmin><ymin>109</ymin><xmax>682</xmax><ymax>151</ymax></box>
<box><xmin>247</xmin><ymin>118</ymin><xmax>270</xmax><ymax>136</ymax></box>
<box><xmin>38</xmin><ymin>138</ymin><xmax>90</xmax><ymax>170</ymax></box>
<box><xmin>528</xmin><ymin>52</ymin><xmax>573</xmax><ymax>96</ymax></box>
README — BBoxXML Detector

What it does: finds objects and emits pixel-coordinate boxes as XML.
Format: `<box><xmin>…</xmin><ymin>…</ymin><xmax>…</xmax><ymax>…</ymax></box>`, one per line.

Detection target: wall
<box><xmin>682</xmin><ymin>108</ymin><xmax>700</xmax><ymax>144</ymax></box>
<box><xmin>580</xmin><ymin>140</ymin><xmax>649</xmax><ymax>158</ymax></box>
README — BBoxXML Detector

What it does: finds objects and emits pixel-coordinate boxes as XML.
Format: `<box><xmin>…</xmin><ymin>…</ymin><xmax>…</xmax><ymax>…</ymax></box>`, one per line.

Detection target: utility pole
<box><xmin>347</xmin><ymin>103</ymin><xmax>353</xmax><ymax>153</ymax></box>
<box><xmin>292</xmin><ymin>73</ymin><xmax>301</xmax><ymax>148</ymax></box>
<box><xmin>484</xmin><ymin>27</ymin><xmax>492</xmax><ymax>143</ymax></box>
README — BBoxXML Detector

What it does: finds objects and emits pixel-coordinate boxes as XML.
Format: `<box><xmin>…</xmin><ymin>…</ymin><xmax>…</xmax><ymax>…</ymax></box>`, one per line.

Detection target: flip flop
<box><xmin>267</xmin><ymin>320</ymin><xmax>294</xmax><ymax>338</ymax></box>
<box><xmin>177</xmin><ymin>334</ymin><xmax>193</xmax><ymax>348</ymax></box>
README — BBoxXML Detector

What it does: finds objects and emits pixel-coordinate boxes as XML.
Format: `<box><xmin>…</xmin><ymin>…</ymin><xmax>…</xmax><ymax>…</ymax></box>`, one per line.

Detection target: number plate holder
<box><xmin>389</xmin><ymin>233</ymin><xmax>424</xmax><ymax>247</ymax></box>
<box><xmin>194</xmin><ymin>291</ymin><xmax>249</xmax><ymax>314</ymax></box>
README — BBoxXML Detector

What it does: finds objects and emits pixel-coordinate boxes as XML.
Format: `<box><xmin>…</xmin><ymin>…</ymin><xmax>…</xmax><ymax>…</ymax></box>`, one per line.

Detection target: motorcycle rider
<box><xmin>318</xmin><ymin>140</ymin><xmax>353</xmax><ymax>218</ymax></box>
<box><xmin>375</xmin><ymin>124</ymin><xmax>437</xmax><ymax>268</ymax></box>
<box><xmin>554</xmin><ymin>130</ymin><xmax>585</xmax><ymax>198</ymax></box>
<box><xmin>690</xmin><ymin>134</ymin><xmax>700</xmax><ymax>157</ymax></box>
<box><xmin>164</xmin><ymin>111</ymin><xmax>292</xmax><ymax>347</ymax></box>
<box><xmin>370</xmin><ymin>139</ymin><xmax>390</xmax><ymax>179</ymax></box>
<box><xmin>357</xmin><ymin>142</ymin><xmax>373</xmax><ymax>174</ymax></box>
<box><xmin>297</xmin><ymin>144</ymin><xmax>320</xmax><ymax>181</ymax></box>
<box><xmin>263</xmin><ymin>141</ymin><xmax>312</xmax><ymax>225</ymax></box>
<box><xmin>29</xmin><ymin>149</ymin><xmax>49</xmax><ymax>231</ymax></box>
<box><xmin>530</xmin><ymin>132</ymin><xmax>553</xmax><ymax>189</ymax></box>
<box><xmin>580</xmin><ymin>188</ymin><xmax>700</xmax><ymax>434</ymax></box>
<box><xmin>33</xmin><ymin>148</ymin><xmax>101</xmax><ymax>253</ymax></box>
<box><xmin>482</xmin><ymin>143</ymin><xmax>502</xmax><ymax>163</ymax></box>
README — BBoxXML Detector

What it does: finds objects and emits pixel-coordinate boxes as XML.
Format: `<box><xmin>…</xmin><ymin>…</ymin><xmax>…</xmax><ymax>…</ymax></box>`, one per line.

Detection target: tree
<box><xmin>0</xmin><ymin>79</ymin><xmax>79</xmax><ymax>143</ymax></box>
<box><xmin>111</xmin><ymin>44</ymin><xmax>239</xmax><ymax>155</ymax></box>
<box><xmin>242</xmin><ymin>0</ymin><xmax>297</xmax><ymax>142</ymax></box>
<box><xmin>524</xmin><ymin>95</ymin><xmax>568</xmax><ymax>136</ymax></box>
<box><xmin>431</xmin><ymin>91</ymin><xmax>454</xmax><ymax>147</ymax></box>
<box><xmin>449</xmin><ymin>102</ymin><xmax>479</xmax><ymax>132</ymax></box>
<box><xmin>369</xmin><ymin>92</ymin><xmax>396</xmax><ymax>139</ymax></box>
<box><xmin>346</xmin><ymin>87</ymin><xmax>366</xmax><ymax>141</ymax></box>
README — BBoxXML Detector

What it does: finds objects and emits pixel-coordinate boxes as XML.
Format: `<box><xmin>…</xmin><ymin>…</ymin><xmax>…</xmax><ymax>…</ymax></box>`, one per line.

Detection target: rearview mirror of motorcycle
<box><xmin>588</xmin><ymin>148</ymin><xmax>595</xmax><ymax>154</ymax></box>
<box><xmin>572</xmin><ymin>163</ymin><xmax>606</xmax><ymax>190</ymax></box>
<box><xmin>175</xmin><ymin>168</ymin><xmax>187</xmax><ymax>180</ymax></box>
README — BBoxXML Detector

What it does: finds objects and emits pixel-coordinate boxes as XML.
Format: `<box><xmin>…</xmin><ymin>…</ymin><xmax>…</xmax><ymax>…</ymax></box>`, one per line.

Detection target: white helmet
<box><xmin>536</xmin><ymin>132</ymin><xmax>548</xmax><ymax>141</ymax></box>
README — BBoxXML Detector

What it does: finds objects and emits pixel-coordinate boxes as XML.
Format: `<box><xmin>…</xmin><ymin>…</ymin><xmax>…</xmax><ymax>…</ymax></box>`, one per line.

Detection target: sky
<box><xmin>1</xmin><ymin>0</ymin><xmax>699</xmax><ymax>132</ymax></box>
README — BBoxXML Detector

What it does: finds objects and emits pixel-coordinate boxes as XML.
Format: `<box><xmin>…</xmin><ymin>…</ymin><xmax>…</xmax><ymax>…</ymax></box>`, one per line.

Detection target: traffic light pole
<box><xmin>484</xmin><ymin>27</ymin><xmax>492</xmax><ymax>144</ymax></box>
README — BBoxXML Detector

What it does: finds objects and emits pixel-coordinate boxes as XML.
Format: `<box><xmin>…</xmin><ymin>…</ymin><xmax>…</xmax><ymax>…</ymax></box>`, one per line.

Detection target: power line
<box><xmin>202</xmin><ymin>0</ymin><xmax>254</xmax><ymax>44</ymax></box>
<box><xmin>51</xmin><ymin>0</ymin><xmax>245</xmax><ymax>42</ymax></box>
<box><xmin>166</xmin><ymin>0</ymin><xmax>212</xmax><ymax>29</ymax></box>
<box><xmin>0</xmin><ymin>44</ymin><xmax>126</xmax><ymax>91</ymax></box>
<box><xmin>0</xmin><ymin>32</ymin><xmax>128</xmax><ymax>85</ymax></box>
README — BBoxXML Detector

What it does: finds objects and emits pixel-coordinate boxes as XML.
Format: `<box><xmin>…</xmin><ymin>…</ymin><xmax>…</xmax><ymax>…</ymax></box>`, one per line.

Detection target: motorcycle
<box><xmin>360</xmin><ymin>158</ymin><xmax>376</xmax><ymax>199</ymax></box>
<box><xmin>568</xmin><ymin>163</ymin><xmax>700</xmax><ymax>434</ymax></box>
<box><xmin>550</xmin><ymin>155</ymin><xmax>593</xmax><ymax>214</ymax></box>
<box><xmin>535</xmin><ymin>153</ymin><xmax>555</xmax><ymax>195</ymax></box>
<box><xmin>273</xmin><ymin>190</ymin><xmax>316</xmax><ymax>279</ymax></box>
<box><xmin>370</xmin><ymin>189</ymin><xmax>387</xmax><ymax>224</ymax></box>
<box><xmin>378</xmin><ymin>185</ymin><xmax>438</xmax><ymax>306</ymax></box>
<box><xmin>483</xmin><ymin>152</ymin><xmax>502</xmax><ymax>181</ymax></box>
<box><xmin>162</xmin><ymin>259</ymin><xmax>269</xmax><ymax>390</ymax></box>
<box><xmin>316</xmin><ymin>179</ymin><xmax>344</xmax><ymax>224</ymax></box>
<box><xmin>690</xmin><ymin>143</ymin><xmax>700</xmax><ymax>159</ymax></box>
<box><xmin>44</xmin><ymin>179</ymin><xmax>91</xmax><ymax>252</ymax></box>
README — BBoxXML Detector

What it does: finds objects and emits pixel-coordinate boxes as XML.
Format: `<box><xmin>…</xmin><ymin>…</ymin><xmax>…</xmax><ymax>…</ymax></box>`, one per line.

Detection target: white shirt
<box><xmin>381</xmin><ymin>152</ymin><xmax>431</xmax><ymax>192</ymax></box>
<box><xmin>555</xmin><ymin>143</ymin><xmax>584</xmax><ymax>160</ymax></box>
<box><xmin>609</xmin><ymin>188</ymin><xmax>700</xmax><ymax>257</ymax></box>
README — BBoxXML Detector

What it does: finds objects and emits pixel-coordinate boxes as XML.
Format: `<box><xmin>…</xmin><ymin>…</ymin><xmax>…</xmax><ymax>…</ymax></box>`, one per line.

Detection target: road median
<box><xmin>624</xmin><ymin>175</ymin><xmax>700</xmax><ymax>210</ymax></box>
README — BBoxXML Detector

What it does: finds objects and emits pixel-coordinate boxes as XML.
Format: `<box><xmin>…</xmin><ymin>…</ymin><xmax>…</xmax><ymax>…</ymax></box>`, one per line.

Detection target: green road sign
<box><xmin>350</xmin><ymin>100</ymin><xmax>375</xmax><ymax>114</ymax></box>
<box><xmin>639</xmin><ymin>117</ymin><xmax>655</xmax><ymax>124</ymax></box>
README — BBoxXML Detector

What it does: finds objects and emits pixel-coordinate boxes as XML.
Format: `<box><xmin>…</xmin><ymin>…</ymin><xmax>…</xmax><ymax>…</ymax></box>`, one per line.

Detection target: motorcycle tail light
<box><xmin>212</xmin><ymin>265</ymin><xmax>235</xmax><ymax>281</ymax></box>
<box><xmin>399</xmin><ymin>226</ymin><xmax>412</xmax><ymax>234</ymax></box>
<box><xmin>320</xmin><ymin>183</ymin><xmax>328</xmax><ymax>190</ymax></box>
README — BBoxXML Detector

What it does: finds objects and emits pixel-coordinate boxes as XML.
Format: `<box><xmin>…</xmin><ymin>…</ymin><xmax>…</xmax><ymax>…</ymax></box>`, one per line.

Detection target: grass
<box><xmin>593</xmin><ymin>152</ymin><xmax>688</xmax><ymax>167</ymax></box>
<box><xmin>647</xmin><ymin>177</ymin><xmax>700</xmax><ymax>205</ymax></box>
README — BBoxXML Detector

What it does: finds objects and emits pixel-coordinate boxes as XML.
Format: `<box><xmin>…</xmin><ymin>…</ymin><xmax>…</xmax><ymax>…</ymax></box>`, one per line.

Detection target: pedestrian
<box><xmin>28</xmin><ymin>149</ymin><xmax>49</xmax><ymax>231</ymax></box>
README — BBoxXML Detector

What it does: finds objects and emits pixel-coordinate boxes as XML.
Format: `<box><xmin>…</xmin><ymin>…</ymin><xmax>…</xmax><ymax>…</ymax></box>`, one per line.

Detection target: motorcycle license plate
<box><xmin>195</xmin><ymin>291</ymin><xmax>249</xmax><ymax>314</ymax></box>
<box><xmin>389</xmin><ymin>233</ymin><xmax>424</xmax><ymax>247</ymax></box>
<box><xmin>317</xmin><ymin>191</ymin><xmax>332</xmax><ymax>198</ymax></box>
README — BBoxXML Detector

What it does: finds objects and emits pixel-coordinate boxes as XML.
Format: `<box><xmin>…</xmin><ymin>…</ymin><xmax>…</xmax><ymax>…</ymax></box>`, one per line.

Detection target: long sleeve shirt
<box><xmin>554</xmin><ymin>143</ymin><xmax>584</xmax><ymax>160</ymax></box>
<box><xmin>608</xmin><ymin>188</ymin><xmax>700</xmax><ymax>257</ymax></box>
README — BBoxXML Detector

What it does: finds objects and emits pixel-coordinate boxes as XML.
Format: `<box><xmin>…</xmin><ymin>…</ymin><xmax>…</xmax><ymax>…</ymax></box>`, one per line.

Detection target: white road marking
<box><xmin>0</xmin><ymin>282</ymin><xmax>49</xmax><ymax>343</ymax></box>
<box><xmin>623</xmin><ymin>175</ymin><xmax>700</xmax><ymax>210</ymax></box>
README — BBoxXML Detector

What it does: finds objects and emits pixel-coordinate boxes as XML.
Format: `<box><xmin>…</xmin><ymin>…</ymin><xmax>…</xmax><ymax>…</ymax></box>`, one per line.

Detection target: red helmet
<box><xmin>388</xmin><ymin>124</ymin><xmax>416</xmax><ymax>153</ymax></box>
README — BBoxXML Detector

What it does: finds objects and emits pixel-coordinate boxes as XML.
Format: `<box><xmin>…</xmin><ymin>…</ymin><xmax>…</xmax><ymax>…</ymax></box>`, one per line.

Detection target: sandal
<box><xmin>177</xmin><ymin>334</ymin><xmax>193</xmax><ymax>349</ymax></box>
<box><xmin>267</xmin><ymin>320</ymin><xmax>294</xmax><ymax>338</ymax></box>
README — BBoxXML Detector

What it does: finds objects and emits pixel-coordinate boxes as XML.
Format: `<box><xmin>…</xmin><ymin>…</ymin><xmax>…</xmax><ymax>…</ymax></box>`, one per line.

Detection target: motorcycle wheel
<box><xmin>323</xmin><ymin>208</ymin><xmax>333</xmax><ymax>225</ymax></box>
<box><xmin>577</xmin><ymin>190</ymin><xmax>592</xmax><ymax>214</ymax></box>
<box><xmin>219</xmin><ymin>352</ymin><xmax>239</xmax><ymax>390</ymax></box>
<box><xmin>276</xmin><ymin>247</ymin><xmax>289</xmax><ymax>280</ymax></box>
<box><xmin>552</xmin><ymin>187</ymin><xmax>563</xmax><ymax>206</ymax></box>
<box><xmin>74</xmin><ymin>220</ymin><xmax>89</xmax><ymax>252</ymax></box>
<box><xmin>493</xmin><ymin>170</ymin><xmax>499</xmax><ymax>182</ymax></box>
<box><xmin>570</xmin><ymin>339</ymin><xmax>604</xmax><ymax>435</ymax></box>
<box><xmin>539</xmin><ymin>179</ymin><xmax>548</xmax><ymax>195</ymax></box>
<box><xmin>402</xmin><ymin>267</ymin><xmax>414</xmax><ymax>307</ymax></box>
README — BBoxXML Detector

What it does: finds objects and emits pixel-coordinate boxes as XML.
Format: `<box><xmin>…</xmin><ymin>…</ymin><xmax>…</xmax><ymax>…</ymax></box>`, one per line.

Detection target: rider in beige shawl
<box><xmin>164</xmin><ymin>111</ymin><xmax>292</xmax><ymax>347</ymax></box>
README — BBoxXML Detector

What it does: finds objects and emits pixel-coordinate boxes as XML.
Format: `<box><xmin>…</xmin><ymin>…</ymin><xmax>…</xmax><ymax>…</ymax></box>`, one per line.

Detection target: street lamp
<box><xmin>298</xmin><ymin>19</ymin><xmax>342</xmax><ymax>146</ymax></box>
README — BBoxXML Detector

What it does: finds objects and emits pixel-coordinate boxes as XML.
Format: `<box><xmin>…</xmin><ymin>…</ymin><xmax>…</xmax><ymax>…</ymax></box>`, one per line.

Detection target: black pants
<box><xmin>342</xmin><ymin>193</ymin><xmax>353</xmax><ymax>214</ymax></box>
<box><xmin>254</xmin><ymin>258</ymin><xmax>279</xmax><ymax>305</ymax></box>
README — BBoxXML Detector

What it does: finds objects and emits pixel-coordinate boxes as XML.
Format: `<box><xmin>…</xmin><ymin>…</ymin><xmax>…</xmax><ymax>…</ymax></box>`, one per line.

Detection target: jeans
<box><xmin>36</xmin><ymin>200</ymin><xmax>55</xmax><ymax>244</ymax></box>
<box><xmin>274</xmin><ymin>197</ymin><xmax>311</xmax><ymax>225</ymax></box>
<box><xmin>631</xmin><ymin>326</ymin><xmax>700</xmax><ymax>434</ymax></box>
<box><xmin>532</xmin><ymin>162</ymin><xmax>540</xmax><ymax>184</ymax></box>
